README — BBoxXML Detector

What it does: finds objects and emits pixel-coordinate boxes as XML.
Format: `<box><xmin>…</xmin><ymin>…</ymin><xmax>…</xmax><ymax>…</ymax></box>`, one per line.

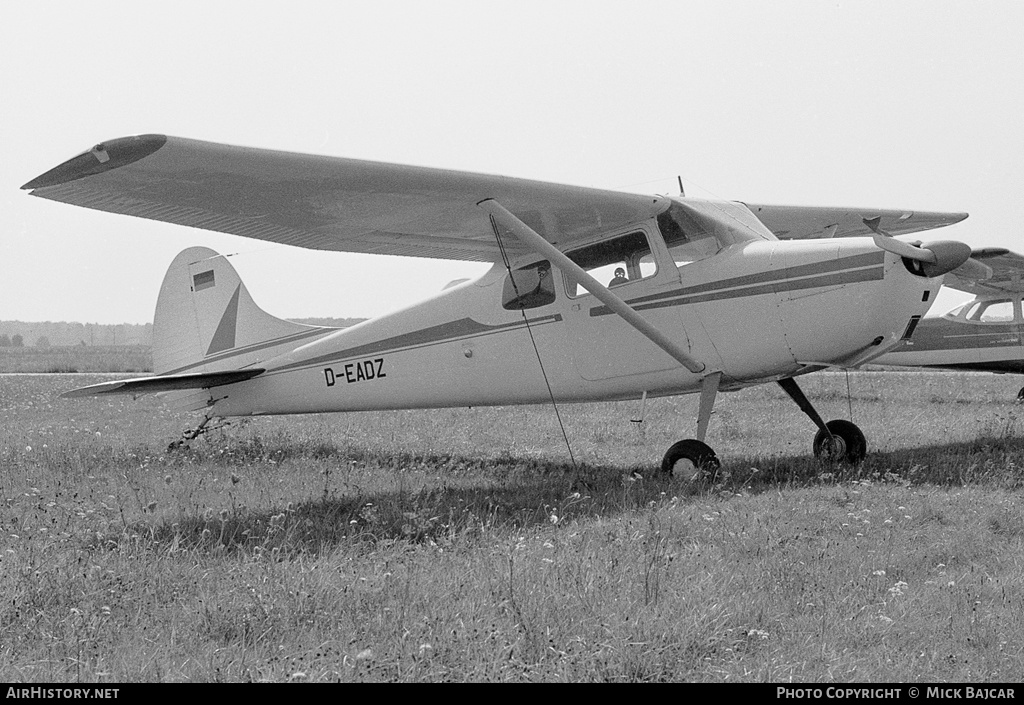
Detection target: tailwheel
<box><xmin>812</xmin><ymin>419</ymin><xmax>866</xmax><ymax>464</ymax></box>
<box><xmin>661</xmin><ymin>439</ymin><xmax>721</xmax><ymax>481</ymax></box>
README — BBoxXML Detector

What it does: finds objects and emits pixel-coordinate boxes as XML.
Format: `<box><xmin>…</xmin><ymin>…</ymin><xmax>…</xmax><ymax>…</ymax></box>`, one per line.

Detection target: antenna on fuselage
<box><xmin>677</xmin><ymin>175</ymin><xmax>685</xmax><ymax>197</ymax></box>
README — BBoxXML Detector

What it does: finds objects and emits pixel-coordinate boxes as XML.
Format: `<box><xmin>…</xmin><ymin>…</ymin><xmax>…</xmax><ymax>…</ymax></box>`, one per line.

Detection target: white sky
<box><xmin>2</xmin><ymin>0</ymin><xmax>1022</xmax><ymax>324</ymax></box>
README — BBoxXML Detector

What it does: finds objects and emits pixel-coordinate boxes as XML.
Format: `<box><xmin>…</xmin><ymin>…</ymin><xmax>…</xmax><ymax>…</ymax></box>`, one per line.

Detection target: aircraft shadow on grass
<box><xmin>130</xmin><ymin>435</ymin><xmax>1024</xmax><ymax>555</ymax></box>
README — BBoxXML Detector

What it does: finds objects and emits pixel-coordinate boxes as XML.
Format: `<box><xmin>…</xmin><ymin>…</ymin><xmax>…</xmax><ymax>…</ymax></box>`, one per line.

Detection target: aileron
<box><xmin>747</xmin><ymin>203</ymin><xmax>967</xmax><ymax>240</ymax></box>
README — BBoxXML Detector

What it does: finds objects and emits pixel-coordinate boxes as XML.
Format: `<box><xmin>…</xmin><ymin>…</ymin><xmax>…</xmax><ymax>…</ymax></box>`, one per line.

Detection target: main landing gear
<box><xmin>660</xmin><ymin>374</ymin><xmax>866</xmax><ymax>478</ymax></box>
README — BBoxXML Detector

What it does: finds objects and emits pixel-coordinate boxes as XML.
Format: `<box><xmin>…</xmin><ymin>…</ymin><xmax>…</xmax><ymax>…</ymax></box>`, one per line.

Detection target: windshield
<box><xmin>656</xmin><ymin>199</ymin><xmax>773</xmax><ymax>268</ymax></box>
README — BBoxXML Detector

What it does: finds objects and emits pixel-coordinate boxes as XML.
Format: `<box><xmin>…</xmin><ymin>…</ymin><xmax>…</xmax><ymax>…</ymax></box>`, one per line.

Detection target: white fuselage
<box><xmin>208</xmin><ymin>233</ymin><xmax>941</xmax><ymax>417</ymax></box>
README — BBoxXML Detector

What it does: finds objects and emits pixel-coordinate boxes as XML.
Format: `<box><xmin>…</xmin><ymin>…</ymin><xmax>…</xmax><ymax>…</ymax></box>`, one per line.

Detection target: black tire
<box><xmin>812</xmin><ymin>419</ymin><xmax>867</xmax><ymax>463</ymax></box>
<box><xmin>661</xmin><ymin>439</ymin><xmax>720</xmax><ymax>477</ymax></box>
<box><xmin>1017</xmin><ymin>386</ymin><xmax>1024</xmax><ymax>402</ymax></box>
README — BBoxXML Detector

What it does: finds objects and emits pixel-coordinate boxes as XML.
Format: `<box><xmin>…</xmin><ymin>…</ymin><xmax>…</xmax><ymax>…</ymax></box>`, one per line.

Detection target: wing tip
<box><xmin>60</xmin><ymin>382</ymin><xmax>126</xmax><ymax>398</ymax></box>
<box><xmin>22</xmin><ymin>134</ymin><xmax>168</xmax><ymax>190</ymax></box>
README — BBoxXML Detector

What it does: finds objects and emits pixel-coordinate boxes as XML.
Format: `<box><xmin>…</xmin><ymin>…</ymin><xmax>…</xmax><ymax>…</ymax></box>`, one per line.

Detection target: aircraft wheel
<box><xmin>812</xmin><ymin>419</ymin><xmax>866</xmax><ymax>464</ymax></box>
<box><xmin>1017</xmin><ymin>386</ymin><xmax>1024</xmax><ymax>403</ymax></box>
<box><xmin>661</xmin><ymin>439</ymin><xmax>720</xmax><ymax>480</ymax></box>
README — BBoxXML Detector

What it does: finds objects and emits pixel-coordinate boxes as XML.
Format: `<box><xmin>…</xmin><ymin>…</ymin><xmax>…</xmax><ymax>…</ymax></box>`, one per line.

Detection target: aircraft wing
<box><xmin>942</xmin><ymin>248</ymin><xmax>1024</xmax><ymax>295</ymax></box>
<box><xmin>22</xmin><ymin>135</ymin><xmax>667</xmax><ymax>262</ymax></box>
<box><xmin>745</xmin><ymin>203</ymin><xmax>968</xmax><ymax>240</ymax></box>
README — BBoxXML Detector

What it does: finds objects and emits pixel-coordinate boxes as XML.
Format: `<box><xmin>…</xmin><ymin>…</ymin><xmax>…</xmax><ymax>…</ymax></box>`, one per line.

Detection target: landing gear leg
<box><xmin>777</xmin><ymin>377</ymin><xmax>866</xmax><ymax>463</ymax></box>
<box><xmin>662</xmin><ymin>372</ymin><xmax>722</xmax><ymax>478</ymax></box>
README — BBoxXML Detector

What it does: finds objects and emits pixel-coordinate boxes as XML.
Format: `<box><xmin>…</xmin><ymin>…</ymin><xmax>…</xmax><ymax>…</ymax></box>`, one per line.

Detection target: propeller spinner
<box><xmin>862</xmin><ymin>216</ymin><xmax>989</xmax><ymax>280</ymax></box>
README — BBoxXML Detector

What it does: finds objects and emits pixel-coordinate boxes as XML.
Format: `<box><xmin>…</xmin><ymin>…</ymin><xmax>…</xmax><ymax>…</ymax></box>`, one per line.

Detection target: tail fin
<box><xmin>154</xmin><ymin>247</ymin><xmax>336</xmax><ymax>374</ymax></box>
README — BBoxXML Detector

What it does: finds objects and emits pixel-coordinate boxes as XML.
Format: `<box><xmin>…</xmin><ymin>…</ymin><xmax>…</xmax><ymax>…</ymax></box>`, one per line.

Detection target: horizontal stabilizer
<box><xmin>61</xmin><ymin>368</ymin><xmax>264</xmax><ymax>398</ymax></box>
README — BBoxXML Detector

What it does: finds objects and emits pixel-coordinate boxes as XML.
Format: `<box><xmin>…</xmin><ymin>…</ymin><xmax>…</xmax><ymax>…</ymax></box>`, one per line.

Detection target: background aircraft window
<box><xmin>657</xmin><ymin>202</ymin><xmax>724</xmax><ymax>268</ymax></box>
<box><xmin>564</xmin><ymin>231</ymin><xmax>657</xmax><ymax>297</ymax></box>
<box><xmin>502</xmin><ymin>260</ymin><xmax>555</xmax><ymax>310</ymax></box>
<box><xmin>974</xmin><ymin>300</ymin><xmax>1015</xmax><ymax>323</ymax></box>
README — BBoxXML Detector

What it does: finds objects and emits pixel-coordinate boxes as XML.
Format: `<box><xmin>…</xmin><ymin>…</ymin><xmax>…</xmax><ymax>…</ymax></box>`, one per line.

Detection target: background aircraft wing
<box><xmin>942</xmin><ymin>248</ymin><xmax>1024</xmax><ymax>295</ymax></box>
<box><xmin>745</xmin><ymin>203</ymin><xmax>968</xmax><ymax>240</ymax></box>
<box><xmin>23</xmin><ymin>135</ymin><xmax>667</xmax><ymax>262</ymax></box>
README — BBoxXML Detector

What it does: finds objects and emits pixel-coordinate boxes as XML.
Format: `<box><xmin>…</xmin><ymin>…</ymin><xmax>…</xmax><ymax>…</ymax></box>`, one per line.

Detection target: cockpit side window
<box><xmin>657</xmin><ymin>202</ymin><xmax>723</xmax><ymax>268</ymax></box>
<box><xmin>563</xmin><ymin>230</ymin><xmax>657</xmax><ymax>297</ymax></box>
<box><xmin>502</xmin><ymin>260</ymin><xmax>555</xmax><ymax>310</ymax></box>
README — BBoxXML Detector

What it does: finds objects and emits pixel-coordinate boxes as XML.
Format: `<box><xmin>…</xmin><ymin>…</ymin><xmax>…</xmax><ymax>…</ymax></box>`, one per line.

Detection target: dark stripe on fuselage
<box><xmin>268</xmin><ymin>314</ymin><xmax>564</xmax><ymax>375</ymax></box>
<box><xmin>590</xmin><ymin>252</ymin><xmax>885</xmax><ymax>316</ymax></box>
<box><xmin>918</xmin><ymin>361</ymin><xmax>1024</xmax><ymax>374</ymax></box>
<box><xmin>162</xmin><ymin>326</ymin><xmax>338</xmax><ymax>375</ymax></box>
<box><xmin>896</xmin><ymin>317</ymin><xmax>1022</xmax><ymax>352</ymax></box>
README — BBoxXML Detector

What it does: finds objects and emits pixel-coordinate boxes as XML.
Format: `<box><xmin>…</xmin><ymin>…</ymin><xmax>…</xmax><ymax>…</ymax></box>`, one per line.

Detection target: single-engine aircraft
<box><xmin>22</xmin><ymin>135</ymin><xmax>987</xmax><ymax>473</ymax></box>
<box><xmin>871</xmin><ymin>249</ymin><xmax>1024</xmax><ymax>397</ymax></box>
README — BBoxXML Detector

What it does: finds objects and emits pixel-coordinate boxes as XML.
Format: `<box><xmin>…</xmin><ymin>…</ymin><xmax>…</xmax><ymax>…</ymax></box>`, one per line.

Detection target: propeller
<box><xmin>862</xmin><ymin>216</ymin><xmax>991</xmax><ymax>280</ymax></box>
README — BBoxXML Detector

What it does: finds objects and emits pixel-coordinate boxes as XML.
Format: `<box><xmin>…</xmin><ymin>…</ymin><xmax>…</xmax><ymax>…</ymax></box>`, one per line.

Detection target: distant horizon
<box><xmin>0</xmin><ymin>316</ymin><xmax>365</xmax><ymax>349</ymax></box>
<box><xmin>0</xmin><ymin>316</ymin><xmax>364</xmax><ymax>326</ymax></box>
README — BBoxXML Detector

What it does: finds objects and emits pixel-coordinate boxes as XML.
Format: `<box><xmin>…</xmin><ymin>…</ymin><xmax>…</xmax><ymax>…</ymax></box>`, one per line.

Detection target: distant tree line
<box><xmin>0</xmin><ymin>321</ymin><xmax>152</xmax><ymax>347</ymax></box>
<box><xmin>0</xmin><ymin>317</ymin><xmax>364</xmax><ymax>349</ymax></box>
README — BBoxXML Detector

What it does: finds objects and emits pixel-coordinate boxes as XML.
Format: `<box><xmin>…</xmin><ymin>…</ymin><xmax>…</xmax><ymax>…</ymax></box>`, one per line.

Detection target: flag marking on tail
<box><xmin>193</xmin><ymin>270</ymin><xmax>216</xmax><ymax>291</ymax></box>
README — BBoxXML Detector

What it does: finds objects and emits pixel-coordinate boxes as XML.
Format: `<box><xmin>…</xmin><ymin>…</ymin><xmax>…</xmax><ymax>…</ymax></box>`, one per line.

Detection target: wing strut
<box><xmin>478</xmin><ymin>198</ymin><xmax>705</xmax><ymax>374</ymax></box>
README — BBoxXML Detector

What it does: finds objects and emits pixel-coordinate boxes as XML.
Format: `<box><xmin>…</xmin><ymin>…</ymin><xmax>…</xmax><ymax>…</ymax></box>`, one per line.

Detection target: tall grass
<box><xmin>1</xmin><ymin>371</ymin><xmax>1023</xmax><ymax>681</ymax></box>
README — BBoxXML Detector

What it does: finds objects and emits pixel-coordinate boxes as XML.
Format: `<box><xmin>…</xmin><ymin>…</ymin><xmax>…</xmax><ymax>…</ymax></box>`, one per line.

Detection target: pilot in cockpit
<box><xmin>609</xmin><ymin>267</ymin><xmax>629</xmax><ymax>286</ymax></box>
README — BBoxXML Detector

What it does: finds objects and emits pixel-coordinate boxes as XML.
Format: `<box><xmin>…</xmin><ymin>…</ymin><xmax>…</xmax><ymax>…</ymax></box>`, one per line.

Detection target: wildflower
<box><xmin>873</xmin><ymin>570</ymin><xmax>886</xmax><ymax>576</ymax></box>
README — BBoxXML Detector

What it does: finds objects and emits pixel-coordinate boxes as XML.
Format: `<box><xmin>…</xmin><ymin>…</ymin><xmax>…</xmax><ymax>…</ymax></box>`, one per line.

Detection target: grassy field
<box><xmin>1</xmin><ymin>370</ymin><xmax>1023</xmax><ymax>682</ymax></box>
